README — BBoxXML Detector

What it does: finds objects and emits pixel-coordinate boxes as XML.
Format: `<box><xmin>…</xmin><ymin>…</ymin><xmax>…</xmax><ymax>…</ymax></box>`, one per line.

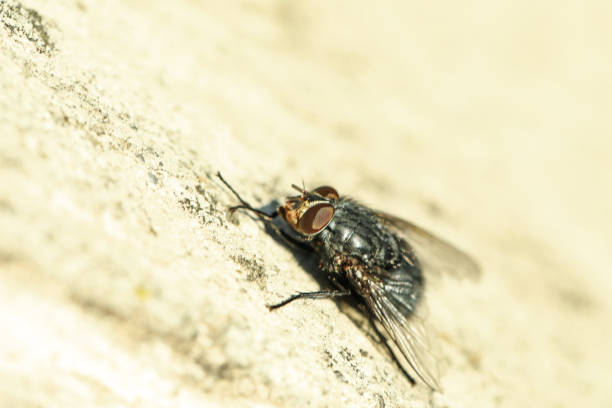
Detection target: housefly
<box><xmin>217</xmin><ymin>172</ymin><xmax>480</xmax><ymax>391</ymax></box>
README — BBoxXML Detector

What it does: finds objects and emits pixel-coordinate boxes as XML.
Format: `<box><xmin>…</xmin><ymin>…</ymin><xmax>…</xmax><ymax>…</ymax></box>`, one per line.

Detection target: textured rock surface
<box><xmin>1</xmin><ymin>0</ymin><xmax>611</xmax><ymax>407</ymax></box>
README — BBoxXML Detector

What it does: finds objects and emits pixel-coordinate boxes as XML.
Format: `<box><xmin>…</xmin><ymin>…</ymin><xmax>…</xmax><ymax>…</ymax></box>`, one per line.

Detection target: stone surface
<box><xmin>1</xmin><ymin>0</ymin><xmax>611</xmax><ymax>407</ymax></box>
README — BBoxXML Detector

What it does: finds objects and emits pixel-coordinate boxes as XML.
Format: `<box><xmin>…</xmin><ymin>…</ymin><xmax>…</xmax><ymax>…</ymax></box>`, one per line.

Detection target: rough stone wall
<box><xmin>1</xmin><ymin>1</ymin><xmax>611</xmax><ymax>407</ymax></box>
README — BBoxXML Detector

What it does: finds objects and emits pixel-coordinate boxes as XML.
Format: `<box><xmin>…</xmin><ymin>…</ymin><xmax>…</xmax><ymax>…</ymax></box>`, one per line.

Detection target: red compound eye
<box><xmin>296</xmin><ymin>203</ymin><xmax>335</xmax><ymax>235</ymax></box>
<box><xmin>312</xmin><ymin>186</ymin><xmax>339</xmax><ymax>200</ymax></box>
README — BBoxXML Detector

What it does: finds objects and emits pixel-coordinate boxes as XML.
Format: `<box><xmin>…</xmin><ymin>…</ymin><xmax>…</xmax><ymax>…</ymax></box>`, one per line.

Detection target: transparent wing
<box><xmin>378</xmin><ymin>212</ymin><xmax>481</xmax><ymax>281</ymax></box>
<box><xmin>364</xmin><ymin>272</ymin><xmax>441</xmax><ymax>390</ymax></box>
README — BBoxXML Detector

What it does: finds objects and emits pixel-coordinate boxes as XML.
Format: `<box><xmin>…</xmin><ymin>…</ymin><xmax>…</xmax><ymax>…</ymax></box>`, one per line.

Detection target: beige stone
<box><xmin>1</xmin><ymin>0</ymin><xmax>610</xmax><ymax>406</ymax></box>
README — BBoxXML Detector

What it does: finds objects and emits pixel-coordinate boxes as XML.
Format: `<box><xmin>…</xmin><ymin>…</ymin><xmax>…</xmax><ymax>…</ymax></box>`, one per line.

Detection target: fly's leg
<box><xmin>268</xmin><ymin>276</ymin><xmax>352</xmax><ymax>310</ymax></box>
<box><xmin>267</xmin><ymin>288</ymin><xmax>352</xmax><ymax>310</ymax></box>
<box><xmin>229</xmin><ymin>204</ymin><xmax>277</xmax><ymax>220</ymax></box>
<box><xmin>217</xmin><ymin>172</ymin><xmax>277</xmax><ymax>220</ymax></box>
<box><xmin>217</xmin><ymin>172</ymin><xmax>311</xmax><ymax>252</ymax></box>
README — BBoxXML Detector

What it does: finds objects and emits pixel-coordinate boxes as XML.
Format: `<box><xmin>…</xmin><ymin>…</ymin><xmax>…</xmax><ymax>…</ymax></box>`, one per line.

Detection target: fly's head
<box><xmin>278</xmin><ymin>184</ymin><xmax>340</xmax><ymax>239</ymax></box>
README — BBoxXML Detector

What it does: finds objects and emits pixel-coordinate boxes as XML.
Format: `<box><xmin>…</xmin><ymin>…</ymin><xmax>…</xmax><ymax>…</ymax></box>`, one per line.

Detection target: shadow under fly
<box><xmin>217</xmin><ymin>172</ymin><xmax>480</xmax><ymax>391</ymax></box>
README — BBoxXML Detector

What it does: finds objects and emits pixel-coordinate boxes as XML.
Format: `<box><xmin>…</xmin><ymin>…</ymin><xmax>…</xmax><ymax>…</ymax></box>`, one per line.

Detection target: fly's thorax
<box><xmin>315</xmin><ymin>199</ymin><xmax>405</xmax><ymax>269</ymax></box>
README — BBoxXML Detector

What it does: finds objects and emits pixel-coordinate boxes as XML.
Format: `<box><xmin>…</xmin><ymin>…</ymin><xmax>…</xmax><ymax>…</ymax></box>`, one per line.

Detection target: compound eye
<box><xmin>312</xmin><ymin>186</ymin><xmax>339</xmax><ymax>200</ymax></box>
<box><xmin>297</xmin><ymin>203</ymin><xmax>335</xmax><ymax>235</ymax></box>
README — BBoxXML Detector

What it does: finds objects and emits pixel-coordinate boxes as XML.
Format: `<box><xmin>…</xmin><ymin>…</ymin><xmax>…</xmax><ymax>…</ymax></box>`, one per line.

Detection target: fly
<box><xmin>217</xmin><ymin>172</ymin><xmax>480</xmax><ymax>391</ymax></box>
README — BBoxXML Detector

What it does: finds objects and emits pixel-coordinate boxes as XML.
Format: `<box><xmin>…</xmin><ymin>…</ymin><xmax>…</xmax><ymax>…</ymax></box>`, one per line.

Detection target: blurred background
<box><xmin>1</xmin><ymin>0</ymin><xmax>611</xmax><ymax>407</ymax></box>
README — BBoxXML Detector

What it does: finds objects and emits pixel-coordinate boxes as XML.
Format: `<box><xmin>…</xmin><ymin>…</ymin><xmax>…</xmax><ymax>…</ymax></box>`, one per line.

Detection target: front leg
<box><xmin>218</xmin><ymin>172</ymin><xmax>311</xmax><ymax>252</ymax></box>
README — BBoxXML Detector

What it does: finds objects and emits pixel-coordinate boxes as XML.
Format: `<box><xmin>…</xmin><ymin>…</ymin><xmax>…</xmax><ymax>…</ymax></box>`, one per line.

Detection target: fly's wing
<box><xmin>364</xmin><ymin>271</ymin><xmax>441</xmax><ymax>390</ymax></box>
<box><xmin>378</xmin><ymin>212</ymin><xmax>481</xmax><ymax>281</ymax></box>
